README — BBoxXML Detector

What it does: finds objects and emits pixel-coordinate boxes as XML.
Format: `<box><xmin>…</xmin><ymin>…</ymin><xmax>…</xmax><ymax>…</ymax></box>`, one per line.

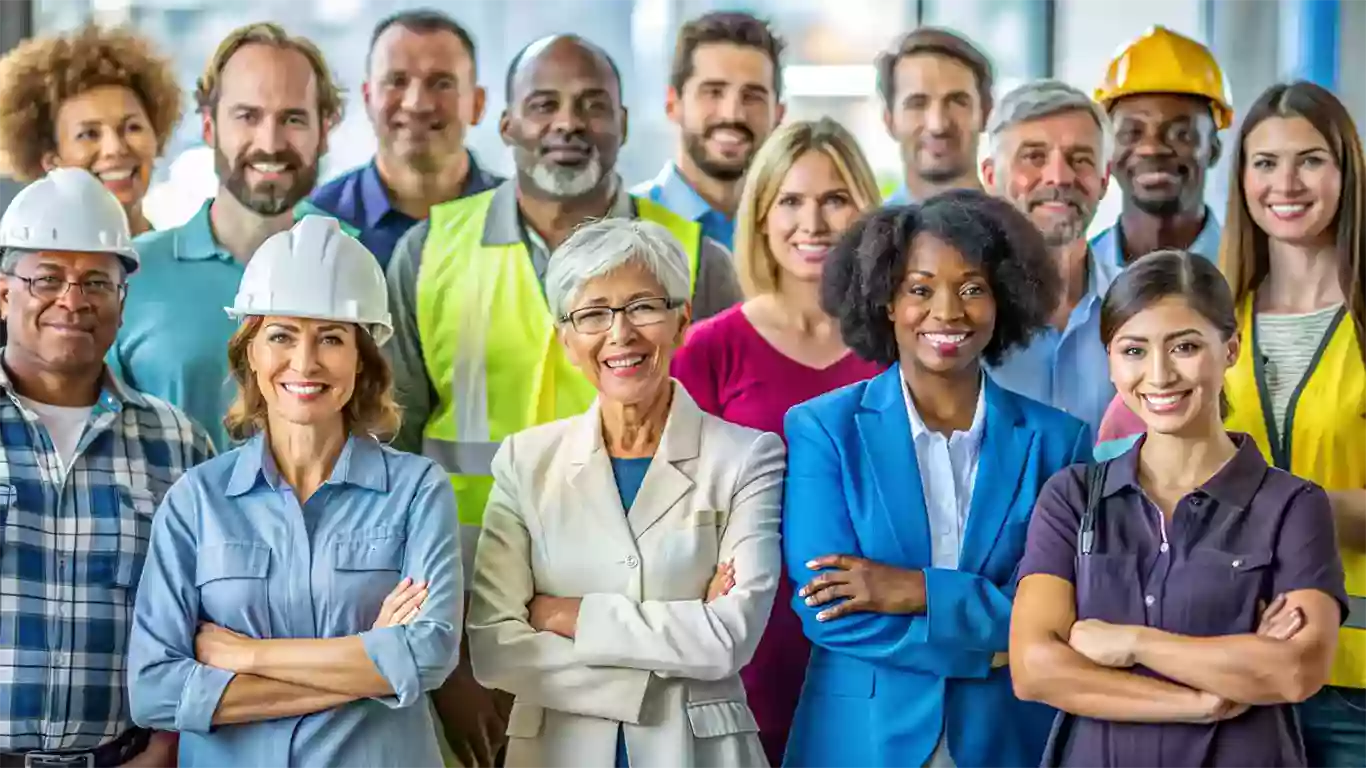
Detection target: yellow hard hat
<box><xmin>1095</xmin><ymin>26</ymin><xmax>1233</xmax><ymax>130</ymax></box>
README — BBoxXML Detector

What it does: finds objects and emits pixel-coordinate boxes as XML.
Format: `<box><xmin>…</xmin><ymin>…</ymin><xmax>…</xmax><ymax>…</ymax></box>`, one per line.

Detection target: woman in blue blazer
<box><xmin>782</xmin><ymin>191</ymin><xmax>1093</xmax><ymax>768</ymax></box>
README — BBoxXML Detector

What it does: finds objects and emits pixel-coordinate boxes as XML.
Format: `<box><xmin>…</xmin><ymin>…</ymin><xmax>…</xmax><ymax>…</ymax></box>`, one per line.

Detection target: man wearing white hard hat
<box><xmin>128</xmin><ymin>215</ymin><xmax>462</xmax><ymax>767</ymax></box>
<box><xmin>0</xmin><ymin>167</ymin><xmax>212</xmax><ymax>767</ymax></box>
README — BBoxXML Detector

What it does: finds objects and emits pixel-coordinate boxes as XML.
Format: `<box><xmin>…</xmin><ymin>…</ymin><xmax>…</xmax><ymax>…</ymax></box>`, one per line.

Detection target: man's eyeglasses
<box><xmin>5</xmin><ymin>273</ymin><xmax>127</xmax><ymax>301</ymax></box>
<box><xmin>560</xmin><ymin>296</ymin><xmax>684</xmax><ymax>334</ymax></box>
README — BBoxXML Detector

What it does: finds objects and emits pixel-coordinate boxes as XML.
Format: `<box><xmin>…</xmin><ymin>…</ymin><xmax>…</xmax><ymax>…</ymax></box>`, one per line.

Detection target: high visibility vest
<box><xmin>415</xmin><ymin>190</ymin><xmax>702</xmax><ymax>560</ymax></box>
<box><xmin>1225</xmin><ymin>297</ymin><xmax>1366</xmax><ymax>689</ymax></box>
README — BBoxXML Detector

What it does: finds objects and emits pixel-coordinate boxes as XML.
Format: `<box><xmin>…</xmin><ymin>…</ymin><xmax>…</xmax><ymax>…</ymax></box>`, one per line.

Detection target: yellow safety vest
<box><xmin>1225</xmin><ymin>297</ymin><xmax>1366</xmax><ymax>688</ymax></box>
<box><xmin>414</xmin><ymin>190</ymin><xmax>702</xmax><ymax>558</ymax></box>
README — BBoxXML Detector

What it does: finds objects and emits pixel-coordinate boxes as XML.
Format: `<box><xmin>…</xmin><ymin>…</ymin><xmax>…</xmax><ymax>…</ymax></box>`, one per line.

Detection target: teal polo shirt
<box><xmin>109</xmin><ymin>199</ymin><xmax>244</xmax><ymax>452</ymax></box>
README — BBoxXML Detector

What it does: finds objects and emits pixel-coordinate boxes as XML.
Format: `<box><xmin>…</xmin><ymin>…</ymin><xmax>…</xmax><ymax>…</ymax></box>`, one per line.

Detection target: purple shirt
<box><xmin>1019</xmin><ymin>434</ymin><xmax>1348</xmax><ymax>767</ymax></box>
<box><xmin>671</xmin><ymin>304</ymin><xmax>885</xmax><ymax>765</ymax></box>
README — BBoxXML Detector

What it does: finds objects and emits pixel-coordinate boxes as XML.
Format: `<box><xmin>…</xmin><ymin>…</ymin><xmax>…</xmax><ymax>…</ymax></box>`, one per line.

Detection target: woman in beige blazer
<box><xmin>467</xmin><ymin>217</ymin><xmax>786</xmax><ymax>768</ymax></box>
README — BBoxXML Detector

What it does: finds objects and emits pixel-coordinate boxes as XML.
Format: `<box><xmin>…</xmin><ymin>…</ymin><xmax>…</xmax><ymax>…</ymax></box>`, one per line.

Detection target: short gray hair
<box><xmin>0</xmin><ymin>248</ymin><xmax>127</xmax><ymax>277</ymax></box>
<box><xmin>986</xmin><ymin>79</ymin><xmax>1113</xmax><ymax>167</ymax></box>
<box><xmin>544</xmin><ymin>218</ymin><xmax>691</xmax><ymax>320</ymax></box>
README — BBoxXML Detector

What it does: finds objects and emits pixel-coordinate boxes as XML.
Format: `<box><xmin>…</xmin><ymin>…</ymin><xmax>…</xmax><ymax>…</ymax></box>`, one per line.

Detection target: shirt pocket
<box><xmin>196</xmin><ymin>541</ymin><xmax>272</xmax><ymax>633</ymax></box>
<box><xmin>1177</xmin><ymin>548</ymin><xmax>1274</xmax><ymax>634</ymax></box>
<box><xmin>1076</xmin><ymin>553</ymin><xmax>1144</xmax><ymax>625</ymax></box>
<box><xmin>333</xmin><ymin>534</ymin><xmax>406</xmax><ymax>630</ymax></box>
<box><xmin>114</xmin><ymin>488</ymin><xmax>158</xmax><ymax>590</ymax></box>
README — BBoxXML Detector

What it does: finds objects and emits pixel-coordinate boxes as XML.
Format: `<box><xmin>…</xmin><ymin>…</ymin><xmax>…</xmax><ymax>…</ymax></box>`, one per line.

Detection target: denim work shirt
<box><xmin>632</xmin><ymin>163</ymin><xmax>735</xmax><ymax>250</ymax></box>
<box><xmin>127</xmin><ymin>434</ymin><xmax>463</xmax><ymax>767</ymax></box>
<box><xmin>1089</xmin><ymin>207</ymin><xmax>1223</xmax><ymax>267</ymax></box>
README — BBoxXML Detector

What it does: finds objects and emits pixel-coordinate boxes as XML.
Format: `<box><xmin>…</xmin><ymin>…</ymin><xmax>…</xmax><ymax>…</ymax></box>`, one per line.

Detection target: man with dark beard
<box><xmin>980</xmin><ymin>80</ymin><xmax>1119</xmax><ymax>437</ymax></box>
<box><xmin>383</xmin><ymin>33</ymin><xmax>741</xmax><ymax>766</ymax></box>
<box><xmin>309</xmin><ymin>10</ymin><xmax>502</xmax><ymax>269</ymax></box>
<box><xmin>633</xmin><ymin>11</ymin><xmax>785</xmax><ymax>250</ymax></box>
<box><xmin>1090</xmin><ymin>26</ymin><xmax>1232</xmax><ymax>266</ymax></box>
<box><xmin>876</xmin><ymin>27</ymin><xmax>993</xmax><ymax>205</ymax></box>
<box><xmin>109</xmin><ymin>22</ymin><xmax>342</xmax><ymax>452</ymax></box>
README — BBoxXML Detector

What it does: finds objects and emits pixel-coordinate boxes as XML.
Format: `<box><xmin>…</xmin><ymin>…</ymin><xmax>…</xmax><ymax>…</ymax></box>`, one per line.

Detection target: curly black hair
<box><xmin>822</xmin><ymin>188</ymin><xmax>1061</xmax><ymax>367</ymax></box>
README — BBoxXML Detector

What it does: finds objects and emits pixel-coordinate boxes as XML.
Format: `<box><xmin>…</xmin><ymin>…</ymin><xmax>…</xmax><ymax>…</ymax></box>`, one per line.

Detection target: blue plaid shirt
<box><xmin>0</xmin><ymin>359</ymin><xmax>213</xmax><ymax>752</ymax></box>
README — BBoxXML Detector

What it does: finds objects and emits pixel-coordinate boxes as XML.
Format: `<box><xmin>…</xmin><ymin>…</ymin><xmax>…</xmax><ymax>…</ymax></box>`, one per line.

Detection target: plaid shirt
<box><xmin>0</xmin><ymin>360</ymin><xmax>213</xmax><ymax>752</ymax></box>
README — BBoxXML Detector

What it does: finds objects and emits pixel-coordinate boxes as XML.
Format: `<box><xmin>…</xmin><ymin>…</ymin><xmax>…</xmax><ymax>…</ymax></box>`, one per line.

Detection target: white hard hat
<box><xmin>0</xmin><ymin>168</ymin><xmax>140</xmax><ymax>274</ymax></box>
<box><xmin>226</xmin><ymin>215</ymin><xmax>393</xmax><ymax>346</ymax></box>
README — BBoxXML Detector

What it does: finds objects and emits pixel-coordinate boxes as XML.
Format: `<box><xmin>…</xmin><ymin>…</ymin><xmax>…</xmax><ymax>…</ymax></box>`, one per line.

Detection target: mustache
<box><xmin>704</xmin><ymin>122</ymin><xmax>754</xmax><ymax>143</ymax></box>
<box><xmin>235</xmin><ymin>150</ymin><xmax>303</xmax><ymax>170</ymax></box>
<box><xmin>1027</xmin><ymin>186</ymin><xmax>1088</xmax><ymax>211</ymax></box>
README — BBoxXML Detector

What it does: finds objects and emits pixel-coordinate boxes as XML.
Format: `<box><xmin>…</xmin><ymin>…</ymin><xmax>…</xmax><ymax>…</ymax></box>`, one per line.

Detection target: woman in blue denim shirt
<box><xmin>127</xmin><ymin>217</ymin><xmax>462</xmax><ymax>767</ymax></box>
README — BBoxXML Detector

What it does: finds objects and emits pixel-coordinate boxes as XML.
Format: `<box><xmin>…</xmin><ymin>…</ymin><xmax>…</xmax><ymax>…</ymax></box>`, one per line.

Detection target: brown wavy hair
<box><xmin>224</xmin><ymin>317</ymin><xmax>401</xmax><ymax>442</ymax></box>
<box><xmin>195</xmin><ymin>22</ymin><xmax>344</xmax><ymax>129</ymax></box>
<box><xmin>0</xmin><ymin>23</ymin><xmax>183</xmax><ymax>181</ymax></box>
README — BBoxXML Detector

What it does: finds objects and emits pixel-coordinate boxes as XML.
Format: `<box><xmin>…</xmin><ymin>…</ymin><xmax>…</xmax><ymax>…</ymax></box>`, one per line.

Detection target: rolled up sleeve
<box><xmin>128</xmin><ymin>478</ymin><xmax>236</xmax><ymax>733</ymax></box>
<box><xmin>361</xmin><ymin>460</ymin><xmax>464</xmax><ymax>708</ymax></box>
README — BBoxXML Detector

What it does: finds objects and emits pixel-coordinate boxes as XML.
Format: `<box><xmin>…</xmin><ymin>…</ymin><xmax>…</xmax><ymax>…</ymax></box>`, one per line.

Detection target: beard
<box><xmin>1009</xmin><ymin>182</ymin><xmax>1098</xmax><ymax>248</ymax></box>
<box><xmin>520</xmin><ymin>146</ymin><xmax>606</xmax><ymax>200</ymax></box>
<box><xmin>681</xmin><ymin>122</ymin><xmax>754</xmax><ymax>182</ymax></box>
<box><xmin>216</xmin><ymin>144</ymin><xmax>318</xmax><ymax>216</ymax></box>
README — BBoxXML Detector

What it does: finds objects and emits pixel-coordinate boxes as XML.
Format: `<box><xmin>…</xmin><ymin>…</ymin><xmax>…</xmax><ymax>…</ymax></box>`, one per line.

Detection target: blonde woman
<box><xmin>670</xmin><ymin>117</ymin><xmax>885</xmax><ymax>763</ymax></box>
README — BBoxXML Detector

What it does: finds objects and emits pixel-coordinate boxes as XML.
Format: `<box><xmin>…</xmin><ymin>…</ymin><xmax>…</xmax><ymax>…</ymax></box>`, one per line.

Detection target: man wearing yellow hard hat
<box><xmin>1090</xmin><ymin>26</ymin><xmax>1231</xmax><ymax>266</ymax></box>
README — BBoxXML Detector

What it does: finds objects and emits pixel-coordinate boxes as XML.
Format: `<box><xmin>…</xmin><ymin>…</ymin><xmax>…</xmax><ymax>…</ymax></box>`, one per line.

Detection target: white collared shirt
<box><xmin>900</xmin><ymin>375</ymin><xmax>987</xmax><ymax>571</ymax></box>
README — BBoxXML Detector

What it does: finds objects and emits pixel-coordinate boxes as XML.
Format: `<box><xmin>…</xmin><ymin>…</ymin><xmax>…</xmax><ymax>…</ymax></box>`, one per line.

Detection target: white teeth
<box><xmin>794</xmin><ymin>244</ymin><xmax>827</xmax><ymax>252</ymax></box>
<box><xmin>251</xmin><ymin>162</ymin><xmax>287</xmax><ymax>173</ymax></box>
<box><xmin>282</xmin><ymin>383</ymin><xmax>324</xmax><ymax>395</ymax></box>
<box><xmin>605</xmin><ymin>356</ymin><xmax>645</xmax><ymax>369</ymax></box>
<box><xmin>924</xmin><ymin>333</ymin><xmax>968</xmax><ymax>344</ymax></box>
<box><xmin>1270</xmin><ymin>204</ymin><xmax>1309</xmax><ymax>215</ymax></box>
<box><xmin>1144</xmin><ymin>393</ymin><xmax>1184</xmax><ymax>406</ymax></box>
<box><xmin>710</xmin><ymin>130</ymin><xmax>747</xmax><ymax>145</ymax></box>
<box><xmin>98</xmin><ymin>169</ymin><xmax>133</xmax><ymax>180</ymax></box>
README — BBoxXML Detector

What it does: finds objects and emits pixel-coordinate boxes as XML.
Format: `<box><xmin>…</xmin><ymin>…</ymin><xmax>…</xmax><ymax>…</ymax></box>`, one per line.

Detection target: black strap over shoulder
<box><xmin>1078</xmin><ymin>461</ymin><xmax>1110</xmax><ymax>557</ymax></box>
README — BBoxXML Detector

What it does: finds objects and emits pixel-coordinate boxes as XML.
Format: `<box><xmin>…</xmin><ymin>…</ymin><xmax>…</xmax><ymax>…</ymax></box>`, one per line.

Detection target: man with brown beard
<box><xmin>633</xmin><ymin>11</ymin><xmax>785</xmax><ymax>249</ymax></box>
<box><xmin>109</xmin><ymin>22</ymin><xmax>343</xmax><ymax>453</ymax></box>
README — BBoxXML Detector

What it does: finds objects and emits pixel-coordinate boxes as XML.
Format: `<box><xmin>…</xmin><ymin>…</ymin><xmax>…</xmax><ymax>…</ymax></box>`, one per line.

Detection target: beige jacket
<box><xmin>467</xmin><ymin>384</ymin><xmax>785</xmax><ymax>768</ymax></box>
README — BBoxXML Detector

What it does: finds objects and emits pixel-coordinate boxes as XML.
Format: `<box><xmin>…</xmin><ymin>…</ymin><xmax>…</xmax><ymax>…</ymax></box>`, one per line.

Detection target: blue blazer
<box><xmin>781</xmin><ymin>366</ymin><xmax>1092</xmax><ymax>768</ymax></box>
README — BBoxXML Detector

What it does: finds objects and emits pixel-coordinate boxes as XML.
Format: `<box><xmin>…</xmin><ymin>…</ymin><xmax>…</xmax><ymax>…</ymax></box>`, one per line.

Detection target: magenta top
<box><xmin>670</xmin><ymin>304</ymin><xmax>885</xmax><ymax>765</ymax></box>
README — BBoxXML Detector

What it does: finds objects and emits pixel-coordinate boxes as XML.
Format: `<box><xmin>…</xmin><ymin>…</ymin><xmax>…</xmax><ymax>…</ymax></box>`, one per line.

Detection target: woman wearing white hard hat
<box><xmin>126</xmin><ymin>215</ymin><xmax>462</xmax><ymax>767</ymax></box>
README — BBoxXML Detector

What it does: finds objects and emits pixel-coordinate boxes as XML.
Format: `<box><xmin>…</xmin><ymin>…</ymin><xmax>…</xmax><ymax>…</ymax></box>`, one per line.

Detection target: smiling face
<box><xmin>885</xmin><ymin>53</ymin><xmax>985</xmax><ymax>186</ymax></box>
<box><xmin>1241</xmin><ymin>115</ymin><xmax>1342</xmax><ymax>246</ymax></box>
<box><xmin>889</xmin><ymin>233</ymin><xmax>995</xmax><ymax>376</ymax></box>
<box><xmin>558</xmin><ymin>261</ymin><xmax>689</xmax><ymax>407</ymax></box>
<box><xmin>46</xmin><ymin>85</ymin><xmax>158</xmax><ymax>210</ymax></box>
<box><xmin>1108</xmin><ymin>296</ymin><xmax>1238</xmax><ymax>436</ymax></box>
<box><xmin>1109</xmin><ymin>94</ymin><xmax>1219</xmax><ymax>218</ymax></box>
<box><xmin>669</xmin><ymin>42</ymin><xmax>780</xmax><ymax>182</ymax></box>
<box><xmin>985</xmin><ymin>109</ymin><xmax>1107</xmax><ymax>248</ymax></box>
<box><xmin>762</xmin><ymin>149</ymin><xmax>861</xmax><ymax>285</ymax></box>
<box><xmin>0</xmin><ymin>250</ymin><xmax>125</xmax><ymax>375</ymax></box>
<box><xmin>247</xmin><ymin>316</ymin><xmax>358</xmax><ymax>431</ymax></box>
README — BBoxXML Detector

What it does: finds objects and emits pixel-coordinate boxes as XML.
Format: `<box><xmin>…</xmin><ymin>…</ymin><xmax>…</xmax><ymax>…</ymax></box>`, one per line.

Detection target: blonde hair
<box><xmin>195</xmin><ymin>22</ymin><xmax>344</xmax><ymax>128</ymax></box>
<box><xmin>224</xmin><ymin>317</ymin><xmax>401</xmax><ymax>442</ymax></box>
<box><xmin>733</xmin><ymin>118</ymin><xmax>882</xmax><ymax>297</ymax></box>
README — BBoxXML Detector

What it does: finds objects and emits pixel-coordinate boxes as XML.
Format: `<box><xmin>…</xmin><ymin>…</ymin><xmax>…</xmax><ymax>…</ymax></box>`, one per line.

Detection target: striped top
<box><xmin>1255</xmin><ymin>303</ymin><xmax>1343</xmax><ymax>440</ymax></box>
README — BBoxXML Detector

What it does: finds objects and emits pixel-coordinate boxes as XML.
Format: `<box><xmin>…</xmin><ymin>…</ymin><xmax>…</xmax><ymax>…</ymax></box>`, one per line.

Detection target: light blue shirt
<box><xmin>633</xmin><ymin>163</ymin><xmax>735</xmax><ymax>250</ymax></box>
<box><xmin>127</xmin><ymin>434</ymin><xmax>462</xmax><ymax>768</ymax></box>
<box><xmin>1089</xmin><ymin>206</ymin><xmax>1223</xmax><ymax>266</ymax></box>
<box><xmin>111</xmin><ymin>200</ymin><xmax>244</xmax><ymax>453</ymax></box>
<box><xmin>885</xmin><ymin>183</ymin><xmax>915</xmax><ymax>206</ymax></box>
<box><xmin>987</xmin><ymin>250</ymin><xmax>1123</xmax><ymax>436</ymax></box>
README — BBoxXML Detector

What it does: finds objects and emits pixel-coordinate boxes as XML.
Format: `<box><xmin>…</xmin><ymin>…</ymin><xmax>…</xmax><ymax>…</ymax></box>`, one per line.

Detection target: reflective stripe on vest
<box><xmin>415</xmin><ymin>191</ymin><xmax>703</xmax><ymax>560</ymax></box>
<box><xmin>1224</xmin><ymin>297</ymin><xmax>1366</xmax><ymax>687</ymax></box>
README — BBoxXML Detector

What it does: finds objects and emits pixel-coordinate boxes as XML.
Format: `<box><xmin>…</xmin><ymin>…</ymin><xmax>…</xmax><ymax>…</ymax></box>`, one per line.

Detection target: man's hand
<box><xmin>1068</xmin><ymin>619</ymin><xmax>1140</xmax><ymax>668</ymax></box>
<box><xmin>1190</xmin><ymin>690</ymin><xmax>1252</xmax><ymax>723</ymax></box>
<box><xmin>528</xmin><ymin>595</ymin><xmax>582</xmax><ymax>639</ymax></box>
<box><xmin>194</xmin><ymin>622</ymin><xmax>255</xmax><ymax>672</ymax></box>
<box><xmin>1256</xmin><ymin>594</ymin><xmax>1306</xmax><ymax>641</ymax></box>
<box><xmin>706</xmin><ymin>560</ymin><xmax>736</xmax><ymax>603</ymax></box>
<box><xmin>373</xmin><ymin>577</ymin><xmax>429</xmax><ymax>629</ymax></box>
<box><xmin>799</xmin><ymin>555</ymin><xmax>926</xmax><ymax>620</ymax></box>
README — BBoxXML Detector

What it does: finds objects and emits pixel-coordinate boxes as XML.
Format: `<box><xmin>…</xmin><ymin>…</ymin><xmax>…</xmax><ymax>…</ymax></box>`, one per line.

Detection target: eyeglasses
<box><xmin>560</xmin><ymin>296</ymin><xmax>683</xmax><ymax>334</ymax></box>
<box><xmin>5</xmin><ymin>273</ymin><xmax>126</xmax><ymax>302</ymax></box>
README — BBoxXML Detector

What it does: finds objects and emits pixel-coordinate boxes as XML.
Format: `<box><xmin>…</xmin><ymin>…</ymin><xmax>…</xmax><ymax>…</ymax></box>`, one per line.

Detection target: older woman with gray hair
<box><xmin>467</xmin><ymin>218</ymin><xmax>786</xmax><ymax>768</ymax></box>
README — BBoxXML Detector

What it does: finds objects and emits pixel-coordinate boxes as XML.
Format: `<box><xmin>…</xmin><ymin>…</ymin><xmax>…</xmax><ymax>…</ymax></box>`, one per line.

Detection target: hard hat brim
<box><xmin>223</xmin><ymin>306</ymin><xmax>394</xmax><ymax>346</ymax></box>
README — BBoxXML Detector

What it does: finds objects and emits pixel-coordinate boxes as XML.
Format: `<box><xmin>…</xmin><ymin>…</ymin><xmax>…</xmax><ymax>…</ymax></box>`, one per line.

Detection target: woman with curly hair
<box><xmin>781</xmin><ymin>190</ymin><xmax>1092</xmax><ymax>768</ymax></box>
<box><xmin>0</xmin><ymin>23</ymin><xmax>183</xmax><ymax>236</ymax></box>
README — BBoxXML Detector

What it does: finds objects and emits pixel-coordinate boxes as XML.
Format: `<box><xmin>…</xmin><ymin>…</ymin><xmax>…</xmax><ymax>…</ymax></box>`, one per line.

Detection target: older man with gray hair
<box><xmin>979</xmin><ymin>79</ymin><xmax>1118</xmax><ymax>437</ymax></box>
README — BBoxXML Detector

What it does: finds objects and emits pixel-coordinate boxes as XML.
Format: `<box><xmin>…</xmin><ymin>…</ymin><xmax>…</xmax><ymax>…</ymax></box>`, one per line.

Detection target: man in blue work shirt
<box><xmin>982</xmin><ymin>80</ymin><xmax>1118</xmax><ymax>437</ymax></box>
<box><xmin>112</xmin><ymin>23</ymin><xmax>343</xmax><ymax>453</ymax></box>
<box><xmin>310</xmin><ymin>10</ymin><xmax>502</xmax><ymax>270</ymax></box>
<box><xmin>876</xmin><ymin>27</ymin><xmax>992</xmax><ymax>205</ymax></box>
<box><xmin>1090</xmin><ymin>26</ymin><xmax>1232</xmax><ymax>266</ymax></box>
<box><xmin>633</xmin><ymin>11</ymin><xmax>785</xmax><ymax>250</ymax></box>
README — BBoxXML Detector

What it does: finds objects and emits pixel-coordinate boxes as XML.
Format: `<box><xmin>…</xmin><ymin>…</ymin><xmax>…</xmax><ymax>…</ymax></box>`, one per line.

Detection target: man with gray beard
<box><xmin>979</xmin><ymin>80</ymin><xmax>1118</xmax><ymax>437</ymax></box>
<box><xmin>382</xmin><ymin>33</ymin><xmax>740</xmax><ymax>766</ymax></box>
<box><xmin>110</xmin><ymin>22</ymin><xmax>343</xmax><ymax>453</ymax></box>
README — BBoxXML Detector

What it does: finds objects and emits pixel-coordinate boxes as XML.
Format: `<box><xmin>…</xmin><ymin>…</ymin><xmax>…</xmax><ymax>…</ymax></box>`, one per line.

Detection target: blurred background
<box><xmin>2</xmin><ymin>0</ymin><xmax>1362</xmax><ymax>238</ymax></box>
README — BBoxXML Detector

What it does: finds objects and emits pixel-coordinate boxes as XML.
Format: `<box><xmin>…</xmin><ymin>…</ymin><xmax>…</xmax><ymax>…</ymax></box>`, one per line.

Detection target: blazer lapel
<box><xmin>854</xmin><ymin>366</ymin><xmax>929</xmax><ymax>567</ymax></box>
<box><xmin>626</xmin><ymin>382</ymin><xmax>698</xmax><ymax>539</ymax></box>
<box><xmin>958</xmin><ymin>379</ymin><xmax>1036</xmax><ymax>574</ymax></box>
<box><xmin>565</xmin><ymin>399</ymin><xmax>638</xmax><ymax>548</ymax></box>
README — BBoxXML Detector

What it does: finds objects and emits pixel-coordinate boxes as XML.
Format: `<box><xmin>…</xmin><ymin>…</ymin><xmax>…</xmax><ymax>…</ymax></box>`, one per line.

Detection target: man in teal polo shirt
<box><xmin>111</xmin><ymin>22</ymin><xmax>345</xmax><ymax>451</ymax></box>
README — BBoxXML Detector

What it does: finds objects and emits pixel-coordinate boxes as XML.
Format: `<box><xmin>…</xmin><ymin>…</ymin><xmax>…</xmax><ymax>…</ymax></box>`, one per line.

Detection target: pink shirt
<box><xmin>670</xmin><ymin>304</ymin><xmax>885</xmax><ymax>765</ymax></box>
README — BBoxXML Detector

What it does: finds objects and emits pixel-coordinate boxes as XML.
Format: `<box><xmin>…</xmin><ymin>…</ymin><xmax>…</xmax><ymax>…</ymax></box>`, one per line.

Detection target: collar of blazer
<box><xmin>565</xmin><ymin>379</ymin><xmax>702</xmax><ymax>538</ymax></box>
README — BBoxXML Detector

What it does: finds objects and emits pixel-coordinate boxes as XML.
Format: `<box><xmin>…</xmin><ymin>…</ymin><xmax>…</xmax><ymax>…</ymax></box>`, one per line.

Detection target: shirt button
<box><xmin>1144</xmin><ymin>595</ymin><xmax>1156</xmax><ymax>606</ymax></box>
<box><xmin>1232</xmin><ymin>559</ymin><xmax>1243</xmax><ymax>568</ymax></box>
<box><xmin>1160</xmin><ymin>543</ymin><xmax>1170</xmax><ymax>553</ymax></box>
<box><xmin>624</xmin><ymin>555</ymin><xmax>639</xmax><ymax>569</ymax></box>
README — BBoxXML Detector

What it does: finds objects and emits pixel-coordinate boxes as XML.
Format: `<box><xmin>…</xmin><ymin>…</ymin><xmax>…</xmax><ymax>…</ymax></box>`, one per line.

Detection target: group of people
<box><xmin>0</xmin><ymin>6</ymin><xmax>1361</xmax><ymax>768</ymax></box>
